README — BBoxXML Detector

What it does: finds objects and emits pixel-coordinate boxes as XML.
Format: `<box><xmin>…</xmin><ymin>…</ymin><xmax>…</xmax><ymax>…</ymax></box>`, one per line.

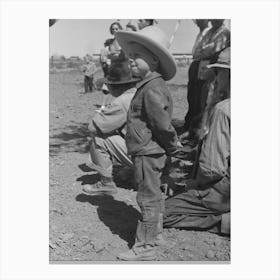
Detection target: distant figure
<box><xmin>137</xmin><ymin>19</ymin><xmax>157</xmax><ymax>30</ymax></box>
<box><xmin>184</xmin><ymin>19</ymin><xmax>210</xmax><ymax>131</ymax></box>
<box><xmin>100</xmin><ymin>40</ymin><xmax>111</xmax><ymax>77</ymax></box>
<box><xmin>100</xmin><ymin>22</ymin><xmax>125</xmax><ymax>78</ymax></box>
<box><xmin>97</xmin><ymin>22</ymin><xmax>125</xmax><ymax>95</ymax></box>
<box><xmin>107</xmin><ymin>22</ymin><xmax>125</xmax><ymax>64</ymax></box>
<box><xmin>81</xmin><ymin>58</ymin><xmax>96</xmax><ymax>93</ymax></box>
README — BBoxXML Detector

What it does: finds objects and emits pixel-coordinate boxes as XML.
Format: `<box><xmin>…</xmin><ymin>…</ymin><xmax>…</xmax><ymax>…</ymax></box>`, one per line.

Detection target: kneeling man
<box><xmin>82</xmin><ymin>60</ymin><xmax>139</xmax><ymax>195</ymax></box>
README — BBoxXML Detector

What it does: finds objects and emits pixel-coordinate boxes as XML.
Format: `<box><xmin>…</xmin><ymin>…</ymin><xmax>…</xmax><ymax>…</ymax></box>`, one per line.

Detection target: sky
<box><xmin>49</xmin><ymin>19</ymin><xmax>230</xmax><ymax>57</ymax></box>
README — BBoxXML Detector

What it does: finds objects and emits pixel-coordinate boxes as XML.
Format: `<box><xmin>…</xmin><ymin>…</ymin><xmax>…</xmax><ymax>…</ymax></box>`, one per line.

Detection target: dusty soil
<box><xmin>49</xmin><ymin>67</ymin><xmax>230</xmax><ymax>262</ymax></box>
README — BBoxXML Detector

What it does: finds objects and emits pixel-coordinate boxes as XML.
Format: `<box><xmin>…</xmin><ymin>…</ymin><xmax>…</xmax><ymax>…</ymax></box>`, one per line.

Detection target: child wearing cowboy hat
<box><xmin>115</xmin><ymin>26</ymin><xmax>181</xmax><ymax>261</ymax></box>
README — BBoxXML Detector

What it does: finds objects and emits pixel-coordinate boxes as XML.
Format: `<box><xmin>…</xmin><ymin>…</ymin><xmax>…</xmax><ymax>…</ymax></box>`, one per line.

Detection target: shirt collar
<box><xmin>135</xmin><ymin>72</ymin><xmax>162</xmax><ymax>89</ymax></box>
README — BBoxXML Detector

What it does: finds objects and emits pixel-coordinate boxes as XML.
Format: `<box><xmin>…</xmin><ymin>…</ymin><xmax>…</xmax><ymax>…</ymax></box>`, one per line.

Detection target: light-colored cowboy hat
<box><xmin>207</xmin><ymin>47</ymin><xmax>231</xmax><ymax>69</ymax></box>
<box><xmin>115</xmin><ymin>26</ymin><xmax>177</xmax><ymax>81</ymax></box>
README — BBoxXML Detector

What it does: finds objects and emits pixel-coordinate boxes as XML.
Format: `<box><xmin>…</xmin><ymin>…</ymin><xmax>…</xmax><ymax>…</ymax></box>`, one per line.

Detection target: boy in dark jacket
<box><xmin>115</xmin><ymin>26</ymin><xmax>181</xmax><ymax>260</ymax></box>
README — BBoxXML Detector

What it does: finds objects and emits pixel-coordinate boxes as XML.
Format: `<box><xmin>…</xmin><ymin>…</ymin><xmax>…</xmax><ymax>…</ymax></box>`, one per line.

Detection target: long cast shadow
<box><xmin>49</xmin><ymin>121</ymin><xmax>89</xmax><ymax>156</ymax></box>
<box><xmin>76</xmin><ymin>166</ymin><xmax>135</xmax><ymax>191</ymax></box>
<box><xmin>76</xmin><ymin>193</ymin><xmax>141</xmax><ymax>248</ymax></box>
<box><xmin>76</xmin><ymin>173</ymin><xmax>100</xmax><ymax>185</ymax></box>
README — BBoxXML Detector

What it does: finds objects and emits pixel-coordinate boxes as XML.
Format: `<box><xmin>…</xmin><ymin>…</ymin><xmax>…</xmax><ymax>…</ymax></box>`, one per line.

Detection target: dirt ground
<box><xmin>49</xmin><ymin>66</ymin><xmax>230</xmax><ymax>262</ymax></box>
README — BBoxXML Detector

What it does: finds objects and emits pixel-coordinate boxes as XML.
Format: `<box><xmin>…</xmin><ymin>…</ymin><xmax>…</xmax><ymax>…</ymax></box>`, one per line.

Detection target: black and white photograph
<box><xmin>1</xmin><ymin>0</ymin><xmax>280</xmax><ymax>279</ymax></box>
<box><xmin>49</xmin><ymin>19</ymin><xmax>231</xmax><ymax>262</ymax></box>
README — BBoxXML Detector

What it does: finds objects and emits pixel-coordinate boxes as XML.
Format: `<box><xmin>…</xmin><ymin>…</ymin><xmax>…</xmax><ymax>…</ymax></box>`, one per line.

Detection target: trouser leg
<box><xmin>84</xmin><ymin>76</ymin><xmax>89</xmax><ymax>92</ymax></box>
<box><xmin>185</xmin><ymin>60</ymin><xmax>206</xmax><ymax>129</ymax></box>
<box><xmin>163</xmin><ymin>180</ymin><xmax>230</xmax><ymax>231</ymax></box>
<box><xmin>88</xmin><ymin>135</ymin><xmax>132</xmax><ymax>177</ymax></box>
<box><xmin>88</xmin><ymin>76</ymin><xmax>93</xmax><ymax>92</ymax></box>
<box><xmin>88</xmin><ymin>136</ymin><xmax>113</xmax><ymax>178</ymax></box>
<box><xmin>134</xmin><ymin>154</ymin><xmax>167</xmax><ymax>246</ymax></box>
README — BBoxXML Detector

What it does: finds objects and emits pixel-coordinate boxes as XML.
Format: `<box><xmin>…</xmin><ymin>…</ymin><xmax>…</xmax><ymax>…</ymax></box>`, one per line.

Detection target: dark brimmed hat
<box><xmin>105</xmin><ymin>60</ymin><xmax>140</xmax><ymax>85</ymax></box>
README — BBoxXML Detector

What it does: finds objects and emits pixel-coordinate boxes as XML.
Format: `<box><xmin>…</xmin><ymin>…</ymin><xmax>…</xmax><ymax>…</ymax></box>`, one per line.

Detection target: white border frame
<box><xmin>1</xmin><ymin>0</ymin><xmax>280</xmax><ymax>279</ymax></box>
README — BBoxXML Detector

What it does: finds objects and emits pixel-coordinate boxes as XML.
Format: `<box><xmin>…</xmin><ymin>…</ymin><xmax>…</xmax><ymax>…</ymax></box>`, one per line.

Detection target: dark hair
<box><xmin>110</xmin><ymin>22</ymin><xmax>123</xmax><ymax>35</ymax></box>
<box><xmin>126</xmin><ymin>24</ymin><xmax>137</xmax><ymax>32</ymax></box>
<box><xmin>104</xmin><ymin>38</ymin><xmax>114</xmax><ymax>47</ymax></box>
<box><xmin>145</xmin><ymin>19</ymin><xmax>155</xmax><ymax>25</ymax></box>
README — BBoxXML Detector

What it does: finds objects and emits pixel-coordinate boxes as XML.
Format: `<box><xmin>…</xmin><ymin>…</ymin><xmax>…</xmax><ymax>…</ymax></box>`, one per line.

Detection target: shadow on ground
<box><xmin>76</xmin><ymin>173</ymin><xmax>100</xmax><ymax>185</ymax></box>
<box><xmin>50</xmin><ymin>121</ymin><xmax>90</xmax><ymax>156</ymax></box>
<box><xmin>76</xmin><ymin>193</ymin><xmax>141</xmax><ymax>247</ymax></box>
<box><xmin>76</xmin><ymin>165</ymin><xmax>135</xmax><ymax>191</ymax></box>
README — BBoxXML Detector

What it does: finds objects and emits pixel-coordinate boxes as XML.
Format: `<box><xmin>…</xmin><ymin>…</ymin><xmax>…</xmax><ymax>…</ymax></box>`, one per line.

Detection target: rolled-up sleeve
<box><xmin>144</xmin><ymin>87</ymin><xmax>178</xmax><ymax>154</ymax></box>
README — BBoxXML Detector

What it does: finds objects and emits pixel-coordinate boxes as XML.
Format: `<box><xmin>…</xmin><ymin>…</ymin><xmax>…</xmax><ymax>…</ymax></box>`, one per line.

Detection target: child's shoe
<box><xmin>117</xmin><ymin>244</ymin><xmax>156</xmax><ymax>261</ymax></box>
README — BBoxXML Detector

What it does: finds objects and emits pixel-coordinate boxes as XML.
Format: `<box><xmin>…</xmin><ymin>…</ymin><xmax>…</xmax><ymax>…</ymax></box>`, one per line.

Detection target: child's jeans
<box><xmin>133</xmin><ymin>154</ymin><xmax>167</xmax><ymax>246</ymax></box>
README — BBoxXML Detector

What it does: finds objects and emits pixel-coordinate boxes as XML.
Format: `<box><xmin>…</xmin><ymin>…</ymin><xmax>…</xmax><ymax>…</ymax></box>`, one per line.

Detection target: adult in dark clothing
<box><xmin>184</xmin><ymin>19</ymin><xmax>210</xmax><ymax>131</ymax></box>
<box><xmin>185</xmin><ymin>19</ymin><xmax>230</xmax><ymax>136</ymax></box>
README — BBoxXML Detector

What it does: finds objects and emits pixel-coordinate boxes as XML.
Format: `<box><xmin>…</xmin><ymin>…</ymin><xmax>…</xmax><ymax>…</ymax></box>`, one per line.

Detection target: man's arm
<box><xmin>89</xmin><ymin>102</ymin><xmax>127</xmax><ymax>135</ymax></box>
<box><xmin>196</xmin><ymin>100</ymin><xmax>230</xmax><ymax>186</ymax></box>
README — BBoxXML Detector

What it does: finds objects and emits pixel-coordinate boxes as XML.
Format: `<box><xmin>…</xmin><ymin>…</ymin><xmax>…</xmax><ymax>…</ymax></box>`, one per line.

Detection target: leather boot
<box><xmin>82</xmin><ymin>176</ymin><xmax>117</xmax><ymax>195</ymax></box>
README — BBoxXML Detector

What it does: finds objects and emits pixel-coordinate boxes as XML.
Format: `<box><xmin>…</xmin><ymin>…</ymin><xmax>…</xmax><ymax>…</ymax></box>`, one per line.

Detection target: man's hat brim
<box><xmin>115</xmin><ymin>30</ymin><xmax>177</xmax><ymax>81</ymax></box>
<box><xmin>104</xmin><ymin>77</ymin><xmax>140</xmax><ymax>85</ymax></box>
